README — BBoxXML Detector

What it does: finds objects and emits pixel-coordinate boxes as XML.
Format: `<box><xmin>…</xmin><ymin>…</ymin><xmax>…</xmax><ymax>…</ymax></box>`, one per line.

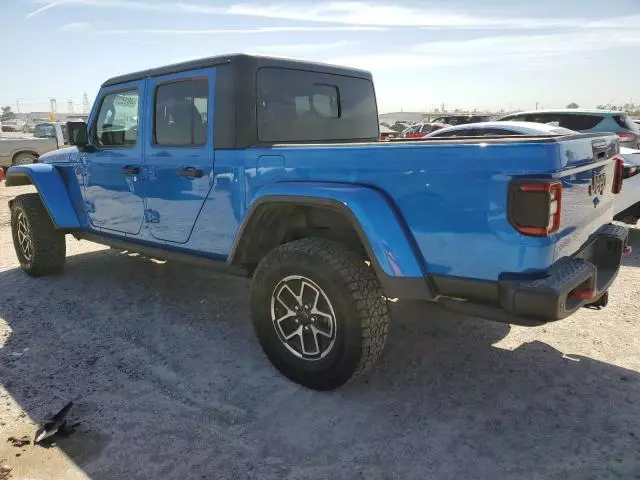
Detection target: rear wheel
<box><xmin>11</xmin><ymin>194</ymin><xmax>66</xmax><ymax>277</ymax></box>
<box><xmin>250</xmin><ymin>238</ymin><xmax>389</xmax><ymax>390</ymax></box>
<box><xmin>12</xmin><ymin>153</ymin><xmax>38</xmax><ymax>166</ymax></box>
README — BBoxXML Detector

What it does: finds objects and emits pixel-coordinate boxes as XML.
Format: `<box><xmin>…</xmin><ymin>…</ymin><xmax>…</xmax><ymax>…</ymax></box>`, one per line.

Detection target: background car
<box><xmin>400</xmin><ymin>122</ymin><xmax>450</xmax><ymax>138</ymax></box>
<box><xmin>379</xmin><ymin>124</ymin><xmax>397</xmax><ymax>141</ymax></box>
<box><xmin>499</xmin><ymin>109</ymin><xmax>640</xmax><ymax>149</ymax></box>
<box><xmin>431</xmin><ymin>114</ymin><xmax>492</xmax><ymax>126</ymax></box>
<box><xmin>423</xmin><ymin>121</ymin><xmax>575</xmax><ymax>138</ymax></box>
<box><xmin>0</xmin><ymin>119</ymin><xmax>27</xmax><ymax>132</ymax></box>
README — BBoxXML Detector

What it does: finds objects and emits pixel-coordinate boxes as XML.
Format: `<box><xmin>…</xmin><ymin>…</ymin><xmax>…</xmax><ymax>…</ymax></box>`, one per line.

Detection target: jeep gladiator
<box><xmin>5</xmin><ymin>55</ymin><xmax>629</xmax><ymax>390</ymax></box>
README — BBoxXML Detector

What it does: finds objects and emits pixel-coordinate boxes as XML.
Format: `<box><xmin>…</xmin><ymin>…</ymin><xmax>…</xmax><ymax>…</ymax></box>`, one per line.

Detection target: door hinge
<box><xmin>83</xmin><ymin>201</ymin><xmax>95</xmax><ymax>213</ymax></box>
<box><xmin>144</xmin><ymin>209</ymin><xmax>160</xmax><ymax>223</ymax></box>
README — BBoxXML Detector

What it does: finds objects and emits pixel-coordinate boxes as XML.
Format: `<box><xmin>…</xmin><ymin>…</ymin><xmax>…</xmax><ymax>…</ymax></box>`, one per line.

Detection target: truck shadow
<box><xmin>0</xmin><ymin>249</ymin><xmax>638</xmax><ymax>479</ymax></box>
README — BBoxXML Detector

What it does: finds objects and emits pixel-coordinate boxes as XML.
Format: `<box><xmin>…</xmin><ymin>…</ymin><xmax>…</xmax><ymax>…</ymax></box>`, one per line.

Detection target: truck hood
<box><xmin>40</xmin><ymin>146</ymin><xmax>78</xmax><ymax>164</ymax></box>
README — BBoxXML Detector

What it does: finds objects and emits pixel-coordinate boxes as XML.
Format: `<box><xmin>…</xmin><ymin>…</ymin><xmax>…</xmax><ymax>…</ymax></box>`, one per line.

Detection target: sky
<box><xmin>2</xmin><ymin>0</ymin><xmax>640</xmax><ymax>114</ymax></box>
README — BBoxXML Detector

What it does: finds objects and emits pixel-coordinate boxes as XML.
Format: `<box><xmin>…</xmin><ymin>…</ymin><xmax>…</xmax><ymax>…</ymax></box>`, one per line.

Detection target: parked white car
<box><xmin>423</xmin><ymin>121</ymin><xmax>575</xmax><ymax>138</ymax></box>
<box><xmin>615</xmin><ymin>147</ymin><xmax>640</xmax><ymax>224</ymax></box>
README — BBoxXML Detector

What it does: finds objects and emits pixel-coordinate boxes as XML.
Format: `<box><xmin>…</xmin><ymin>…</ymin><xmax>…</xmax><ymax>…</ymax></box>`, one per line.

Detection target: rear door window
<box><xmin>257</xmin><ymin>68</ymin><xmax>378</xmax><ymax>143</ymax></box>
<box><xmin>154</xmin><ymin>78</ymin><xmax>209</xmax><ymax>146</ymax></box>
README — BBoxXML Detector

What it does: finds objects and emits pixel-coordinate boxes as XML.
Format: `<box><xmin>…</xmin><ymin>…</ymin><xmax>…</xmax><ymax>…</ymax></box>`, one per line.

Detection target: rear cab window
<box><xmin>256</xmin><ymin>67</ymin><xmax>378</xmax><ymax>143</ymax></box>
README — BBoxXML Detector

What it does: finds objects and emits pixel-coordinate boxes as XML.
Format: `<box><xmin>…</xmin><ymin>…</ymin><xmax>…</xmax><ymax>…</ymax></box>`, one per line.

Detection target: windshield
<box><xmin>33</xmin><ymin>123</ymin><xmax>55</xmax><ymax>138</ymax></box>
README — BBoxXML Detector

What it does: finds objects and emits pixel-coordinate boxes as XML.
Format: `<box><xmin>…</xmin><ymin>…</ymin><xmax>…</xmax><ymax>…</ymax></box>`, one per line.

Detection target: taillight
<box><xmin>624</xmin><ymin>165</ymin><xmax>639</xmax><ymax>179</ymax></box>
<box><xmin>508</xmin><ymin>180</ymin><xmax>562</xmax><ymax>236</ymax></box>
<box><xmin>616</xmin><ymin>131</ymin><xmax>635</xmax><ymax>142</ymax></box>
<box><xmin>612</xmin><ymin>156</ymin><xmax>624</xmax><ymax>194</ymax></box>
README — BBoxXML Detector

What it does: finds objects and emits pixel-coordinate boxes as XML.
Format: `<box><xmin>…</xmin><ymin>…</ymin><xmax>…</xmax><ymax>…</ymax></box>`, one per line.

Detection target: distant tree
<box><xmin>566</xmin><ymin>102</ymin><xmax>579</xmax><ymax>109</ymax></box>
<box><xmin>596</xmin><ymin>104</ymin><xmax>606</xmax><ymax>110</ymax></box>
<box><xmin>1</xmin><ymin>106</ymin><xmax>16</xmax><ymax>121</ymax></box>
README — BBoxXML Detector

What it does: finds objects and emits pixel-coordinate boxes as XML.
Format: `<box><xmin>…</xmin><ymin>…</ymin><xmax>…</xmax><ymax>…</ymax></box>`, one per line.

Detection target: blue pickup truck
<box><xmin>5</xmin><ymin>55</ymin><xmax>629</xmax><ymax>390</ymax></box>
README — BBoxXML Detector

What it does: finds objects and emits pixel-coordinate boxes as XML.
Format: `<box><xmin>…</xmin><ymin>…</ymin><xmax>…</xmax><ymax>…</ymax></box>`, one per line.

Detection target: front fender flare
<box><xmin>6</xmin><ymin>164</ymin><xmax>80</xmax><ymax>229</ymax></box>
<box><xmin>230</xmin><ymin>182</ymin><xmax>435</xmax><ymax>300</ymax></box>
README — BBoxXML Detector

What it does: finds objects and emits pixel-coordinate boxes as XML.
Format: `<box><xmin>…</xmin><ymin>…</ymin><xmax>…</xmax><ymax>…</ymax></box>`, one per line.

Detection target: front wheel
<box><xmin>250</xmin><ymin>238</ymin><xmax>389</xmax><ymax>390</ymax></box>
<box><xmin>11</xmin><ymin>194</ymin><xmax>66</xmax><ymax>277</ymax></box>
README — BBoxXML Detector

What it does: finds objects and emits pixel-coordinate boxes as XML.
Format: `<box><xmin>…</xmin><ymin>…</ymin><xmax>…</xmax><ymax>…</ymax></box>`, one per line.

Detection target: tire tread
<box><xmin>11</xmin><ymin>193</ymin><xmax>66</xmax><ymax>277</ymax></box>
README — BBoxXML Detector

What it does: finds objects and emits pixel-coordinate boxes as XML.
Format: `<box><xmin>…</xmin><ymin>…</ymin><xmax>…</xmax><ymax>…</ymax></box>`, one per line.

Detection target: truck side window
<box><xmin>256</xmin><ymin>67</ymin><xmax>378</xmax><ymax>143</ymax></box>
<box><xmin>155</xmin><ymin>78</ymin><xmax>209</xmax><ymax>146</ymax></box>
<box><xmin>95</xmin><ymin>90</ymin><xmax>139</xmax><ymax>147</ymax></box>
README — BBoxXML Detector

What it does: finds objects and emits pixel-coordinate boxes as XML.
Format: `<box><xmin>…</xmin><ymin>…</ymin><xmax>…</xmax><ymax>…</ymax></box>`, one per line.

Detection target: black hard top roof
<box><xmin>102</xmin><ymin>53</ymin><xmax>373</xmax><ymax>87</ymax></box>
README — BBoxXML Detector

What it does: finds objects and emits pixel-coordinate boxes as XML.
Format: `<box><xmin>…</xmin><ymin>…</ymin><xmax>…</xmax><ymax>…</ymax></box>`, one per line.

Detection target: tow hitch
<box><xmin>585</xmin><ymin>291</ymin><xmax>609</xmax><ymax>310</ymax></box>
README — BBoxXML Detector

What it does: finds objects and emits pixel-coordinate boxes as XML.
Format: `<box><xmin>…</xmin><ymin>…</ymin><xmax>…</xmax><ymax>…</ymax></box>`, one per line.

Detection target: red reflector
<box><xmin>571</xmin><ymin>288</ymin><xmax>596</xmax><ymax>300</ymax></box>
<box><xmin>624</xmin><ymin>245</ymin><xmax>632</xmax><ymax>255</ymax></box>
<box><xmin>0</xmin><ymin>168</ymin><xmax>4</xmax><ymax>183</ymax></box>
<box><xmin>519</xmin><ymin>183</ymin><xmax>551</xmax><ymax>193</ymax></box>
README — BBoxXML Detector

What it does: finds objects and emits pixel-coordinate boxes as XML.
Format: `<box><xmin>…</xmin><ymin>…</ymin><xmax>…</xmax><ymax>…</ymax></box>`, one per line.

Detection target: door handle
<box><xmin>121</xmin><ymin>165</ymin><xmax>140</xmax><ymax>175</ymax></box>
<box><xmin>177</xmin><ymin>167</ymin><xmax>204</xmax><ymax>178</ymax></box>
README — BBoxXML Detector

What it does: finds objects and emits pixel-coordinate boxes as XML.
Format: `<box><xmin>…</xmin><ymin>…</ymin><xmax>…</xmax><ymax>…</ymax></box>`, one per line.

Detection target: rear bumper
<box><xmin>495</xmin><ymin>223</ymin><xmax>627</xmax><ymax>323</ymax></box>
<box><xmin>395</xmin><ymin>224</ymin><xmax>628</xmax><ymax>326</ymax></box>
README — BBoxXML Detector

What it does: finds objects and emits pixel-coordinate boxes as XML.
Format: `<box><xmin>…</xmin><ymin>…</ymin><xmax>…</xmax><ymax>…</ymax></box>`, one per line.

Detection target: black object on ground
<box><xmin>34</xmin><ymin>401</ymin><xmax>73</xmax><ymax>444</ymax></box>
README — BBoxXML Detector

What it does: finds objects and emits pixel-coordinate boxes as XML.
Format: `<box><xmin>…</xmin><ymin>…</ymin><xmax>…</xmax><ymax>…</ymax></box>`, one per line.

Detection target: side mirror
<box><xmin>66</xmin><ymin>121</ymin><xmax>88</xmax><ymax>147</ymax></box>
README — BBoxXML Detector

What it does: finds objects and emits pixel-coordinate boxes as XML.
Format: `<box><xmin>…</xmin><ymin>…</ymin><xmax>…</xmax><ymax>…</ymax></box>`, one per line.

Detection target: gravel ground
<box><xmin>0</xmin><ymin>185</ymin><xmax>639</xmax><ymax>480</ymax></box>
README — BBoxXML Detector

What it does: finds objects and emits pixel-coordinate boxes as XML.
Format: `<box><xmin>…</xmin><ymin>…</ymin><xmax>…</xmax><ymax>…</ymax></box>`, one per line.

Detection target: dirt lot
<box><xmin>0</xmin><ymin>185</ymin><xmax>639</xmax><ymax>480</ymax></box>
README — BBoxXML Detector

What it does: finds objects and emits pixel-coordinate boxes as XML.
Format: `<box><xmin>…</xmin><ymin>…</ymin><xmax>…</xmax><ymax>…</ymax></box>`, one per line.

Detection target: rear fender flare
<box><xmin>229</xmin><ymin>182</ymin><xmax>435</xmax><ymax>300</ymax></box>
<box><xmin>6</xmin><ymin>164</ymin><xmax>80</xmax><ymax>229</ymax></box>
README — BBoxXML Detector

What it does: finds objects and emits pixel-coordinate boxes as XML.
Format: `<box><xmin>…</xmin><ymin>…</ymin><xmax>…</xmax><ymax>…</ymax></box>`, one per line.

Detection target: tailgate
<box><xmin>554</xmin><ymin>134</ymin><xmax>619</xmax><ymax>260</ymax></box>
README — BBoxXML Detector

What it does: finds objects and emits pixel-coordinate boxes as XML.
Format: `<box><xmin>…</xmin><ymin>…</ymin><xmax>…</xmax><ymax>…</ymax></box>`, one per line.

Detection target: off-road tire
<box><xmin>250</xmin><ymin>238</ymin><xmax>389</xmax><ymax>390</ymax></box>
<box><xmin>12</xmin><ymin>153</ymin><xmax>38</xmax><ymax>166</ymax></box>
<box><xmin>11</xmin><ymin>194</ymin><xmax>66</xmax><ymax>277</ymax></box>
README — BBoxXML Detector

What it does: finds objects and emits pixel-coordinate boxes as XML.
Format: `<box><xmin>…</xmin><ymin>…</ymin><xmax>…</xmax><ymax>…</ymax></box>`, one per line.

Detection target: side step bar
<box><xmin>73</xmin><ymin>232</ymin><xmax>249</xmax><ymax>278</ymax></box>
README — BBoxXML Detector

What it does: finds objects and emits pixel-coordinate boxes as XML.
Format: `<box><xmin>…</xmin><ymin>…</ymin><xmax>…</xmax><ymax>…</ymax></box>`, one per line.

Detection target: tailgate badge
<box><xmin>589</xmin><ymin>171</ymin><xmax>606</xmax><ymax>197</ymax></box>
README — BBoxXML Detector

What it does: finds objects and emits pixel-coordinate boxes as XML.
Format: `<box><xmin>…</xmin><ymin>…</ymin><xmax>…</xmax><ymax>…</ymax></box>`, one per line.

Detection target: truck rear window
<box><xmin>256</xmin><ymin>67</ymin><xmax>378</xmax><ymax>143</ymax></box>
